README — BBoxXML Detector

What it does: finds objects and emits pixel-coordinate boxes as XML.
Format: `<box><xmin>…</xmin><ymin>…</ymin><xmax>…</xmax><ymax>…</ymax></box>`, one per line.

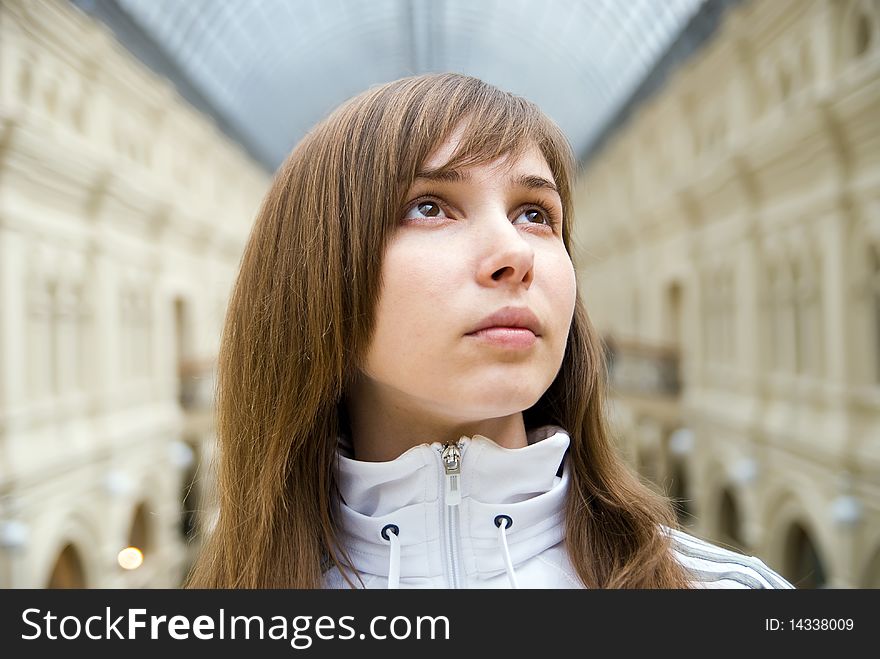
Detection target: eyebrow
<box><xmin>413</xmin><ymin>168</ymin><xmax>559</xmax><ymax>194</ymax></box>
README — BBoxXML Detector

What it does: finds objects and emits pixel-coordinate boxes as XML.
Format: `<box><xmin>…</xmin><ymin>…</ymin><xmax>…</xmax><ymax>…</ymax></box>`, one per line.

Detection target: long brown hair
<box><xmin>185</xmin><ymin>72</ymin><xmax>693</xmax><ymax>588</ymax></box>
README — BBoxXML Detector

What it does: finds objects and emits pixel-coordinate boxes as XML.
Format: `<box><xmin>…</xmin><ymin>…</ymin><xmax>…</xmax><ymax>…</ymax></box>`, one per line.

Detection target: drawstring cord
<box><xmin>494</xmin><ymin>515</ymin><xmax>519</xmax><ymax>589</ymax></box>
<box><xmin>381</xmin><ymin>524</ymin><xmax>400</xmax><ymax>589</ymax></box>
<box><xmin>381</xmin><ymin>516</ymin><xmax>519</xmax><ymax>589</ymax></box>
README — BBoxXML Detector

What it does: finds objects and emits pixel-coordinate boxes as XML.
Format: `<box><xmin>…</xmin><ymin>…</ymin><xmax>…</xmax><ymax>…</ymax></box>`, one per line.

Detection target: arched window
<box><xmin>862</xmin><ymin>545</ymin><xmax>880</xmax><ymax>588</ymax></box>
<box><xmin>127</xmin><ymin>502</ymin><xmax>152</xmax><ymax>558</ymax></box>
<box><xmin>668</xmin><ymin>460</ymin><xmax>693</xmax><ymax>527</ymax></box>
<box><xmin>782</xmin><ymin>523</ymin><xmax>828</xmax><ymax>589</ymax></box>
<box><xmin>46</xmin><ymin>544</ymin><xmax>86</xmax><ymax>589</ymax></box>
<box><xmin>854</xmin><ymin>9</ymin><xmax>873</xmax><ymax>58</ymax></box>
<box><xmin>719</xmin><ymin>489</ymin><xmax>745</xmax><ymax>552</ymax></box>
<box><xmin>840</xmin><ymin>0</ymin><xmax>878</xmax><ymax>63</ymax></box>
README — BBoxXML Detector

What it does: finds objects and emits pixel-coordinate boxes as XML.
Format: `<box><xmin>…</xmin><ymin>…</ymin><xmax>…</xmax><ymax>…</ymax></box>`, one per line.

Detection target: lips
<box><xmin>467</xmin><ymin>306</ymin><xmax>542</xmax><ymax>336</ymax></box>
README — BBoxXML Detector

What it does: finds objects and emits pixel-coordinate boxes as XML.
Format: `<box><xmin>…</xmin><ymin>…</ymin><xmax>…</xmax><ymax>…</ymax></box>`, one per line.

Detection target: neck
<box><xmin>342</xmin><ymin>386</ymin><xmax>528</xmax><ymax>462</ymax></box>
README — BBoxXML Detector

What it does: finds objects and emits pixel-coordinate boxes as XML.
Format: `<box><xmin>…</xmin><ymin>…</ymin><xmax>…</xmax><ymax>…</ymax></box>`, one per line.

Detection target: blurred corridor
<box><xmin>0</xmin><ymin>0</ymin><xmax>877</xmax><ymax>588</ymax></box>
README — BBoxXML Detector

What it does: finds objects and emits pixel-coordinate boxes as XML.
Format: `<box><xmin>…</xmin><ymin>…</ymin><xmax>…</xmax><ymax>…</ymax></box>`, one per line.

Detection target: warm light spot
<box><xmin>117</xmin><ymin>546</ymin><xmax>144</xmax><ymax>570</ymax></box>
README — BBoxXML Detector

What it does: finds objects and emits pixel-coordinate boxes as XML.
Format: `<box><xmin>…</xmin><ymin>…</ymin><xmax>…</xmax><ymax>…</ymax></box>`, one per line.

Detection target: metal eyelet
<box><xmin>380</xmin><ymin>524</ymin><xmax>399</xmax><ymax>541</ymax></box>
<box><xmin>494</xmin><ymin>514</ymin><xmax>513</xmax><ymax>529</ymax></box>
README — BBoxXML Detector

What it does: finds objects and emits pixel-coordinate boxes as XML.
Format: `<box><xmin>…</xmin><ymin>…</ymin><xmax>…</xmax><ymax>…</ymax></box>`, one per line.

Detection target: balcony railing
<box><xmin>604</xmin><ymin>336</ymin><xmax>681</xmax><ymax>398</ymax></box>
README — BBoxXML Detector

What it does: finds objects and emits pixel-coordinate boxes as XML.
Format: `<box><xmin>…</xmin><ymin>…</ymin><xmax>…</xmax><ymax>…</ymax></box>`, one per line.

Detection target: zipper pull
<box><xmin>441</xmin><ymin>440</ymin><xmax>462</xmax><ymax>506</ymax></box>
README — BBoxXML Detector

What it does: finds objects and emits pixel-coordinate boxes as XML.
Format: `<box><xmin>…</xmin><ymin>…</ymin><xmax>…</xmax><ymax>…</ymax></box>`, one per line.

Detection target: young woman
<box><xmin>185</xmin><ymin>73</ymin><xmax>793</xmax><ymax>589</ymax></box>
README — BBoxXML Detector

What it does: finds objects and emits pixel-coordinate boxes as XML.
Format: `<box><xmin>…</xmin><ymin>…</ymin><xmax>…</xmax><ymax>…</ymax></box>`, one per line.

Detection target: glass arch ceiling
<box><xmin>88</xmin><ymin>0</ymin><xmax>707</xmax><ymax>171</ymax></box>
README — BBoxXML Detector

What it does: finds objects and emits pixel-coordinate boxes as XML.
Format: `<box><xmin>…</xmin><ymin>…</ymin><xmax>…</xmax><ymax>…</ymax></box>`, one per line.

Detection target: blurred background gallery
<box><xmin>0</xmin><ymin>0</ymin><xmax>877</xmax><ymax>589</ymax></box>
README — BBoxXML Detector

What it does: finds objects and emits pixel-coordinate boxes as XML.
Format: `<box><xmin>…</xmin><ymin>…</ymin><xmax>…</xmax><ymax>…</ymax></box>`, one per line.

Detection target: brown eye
<box><xmin>418</xmin><ymin>202</ymin><xmax>441</xmax><ymax>217</ymax></box>
<box><xmin>403</xmin><ymin>198</ymin><xmax>449</xmax><ymax>220</ymax></box>
<box><xmin>513</xmin><ymin>208</ymin><xmax>550</xmax><ymax>226</ymax></box>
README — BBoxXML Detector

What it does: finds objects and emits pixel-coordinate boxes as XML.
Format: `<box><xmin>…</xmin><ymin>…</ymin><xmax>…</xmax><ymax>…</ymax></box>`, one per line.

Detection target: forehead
<box><xmin>421</xmin><ymin>129</ymin><xmax>554</xmax><ymax>182</ymax></box>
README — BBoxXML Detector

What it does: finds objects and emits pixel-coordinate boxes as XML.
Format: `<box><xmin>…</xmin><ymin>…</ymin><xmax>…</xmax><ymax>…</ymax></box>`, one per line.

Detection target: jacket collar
<box><xmin>332</xmin><ymin>424</ymin><xmax>571</xmax><ymax>581</ymax></box>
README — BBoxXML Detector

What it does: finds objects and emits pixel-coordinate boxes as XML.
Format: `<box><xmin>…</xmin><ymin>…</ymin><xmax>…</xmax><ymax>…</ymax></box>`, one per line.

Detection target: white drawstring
<box><xmin>382</xmin><ymin>518</ymin><xmax>519</xmax><ymax>588</ymax></box>
<box><xmin>381</xmin><ymin>524</ymin><xmax>400</xmax><ymax>589</ymax></box>
<box><xmin>495</xmin><ymin>515</ymin><xmax>519</xmax><ymax>589</ymax></box>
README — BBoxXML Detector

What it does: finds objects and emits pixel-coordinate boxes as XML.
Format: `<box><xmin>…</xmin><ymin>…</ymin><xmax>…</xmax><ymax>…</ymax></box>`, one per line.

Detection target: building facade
<box><xmin>0</xmin><ymin>0</ymin><xmax>268</xmax><ymax>587</ymax></box>
<box><xmin>573</xmin><ymin>0</ymin><xmax>880</xmax><ymax>587</ymax></box>
<box><xmin>2</xmin><ymin>0</ymin><xmax>878</xmax><ymax>590</ymax></box>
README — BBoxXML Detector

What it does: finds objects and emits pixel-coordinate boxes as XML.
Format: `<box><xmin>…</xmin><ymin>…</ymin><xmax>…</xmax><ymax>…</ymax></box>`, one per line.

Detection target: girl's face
<box><xmin>357</xmin><ymin>132</ymin><xmax>577</xmax><ymax>425</ymax></box>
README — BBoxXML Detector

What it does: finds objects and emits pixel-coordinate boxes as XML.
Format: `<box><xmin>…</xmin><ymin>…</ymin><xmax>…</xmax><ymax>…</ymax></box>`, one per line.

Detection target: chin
<box><xmin>452</xmin><ymin>391</ymin><xmax>544</xmax><ymax>419</ymax></box>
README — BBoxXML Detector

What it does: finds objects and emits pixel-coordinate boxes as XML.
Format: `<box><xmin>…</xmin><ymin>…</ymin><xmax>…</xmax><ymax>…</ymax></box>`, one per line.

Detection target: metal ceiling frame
<box><xmin>70</xmin><ymin>0</ymin><xmax>725</xmax><ymax>172</ymax></box>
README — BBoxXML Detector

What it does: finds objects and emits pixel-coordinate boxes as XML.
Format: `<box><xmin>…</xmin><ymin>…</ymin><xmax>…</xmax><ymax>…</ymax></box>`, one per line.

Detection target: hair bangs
<box><xmin>377</xmin><ymin>74</ymin><xmax>576</xmax><ymax>248</ymax></box>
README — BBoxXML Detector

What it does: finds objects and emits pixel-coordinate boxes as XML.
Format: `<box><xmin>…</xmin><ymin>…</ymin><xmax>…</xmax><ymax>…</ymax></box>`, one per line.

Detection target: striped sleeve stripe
<box><xmin>672</xmin><ymin>539</ymin><xmax>781</xmax><ymax>589</ymax></box>
<box><xmin>668</xmin><ymin>528</ymin><xmax>791</xmax><ymax>585</ymax></box>
<box><xmin>671</xmin><ymin>531</ymin><xmax>793</xmax><ymax>589</ymax></box>
<box><xmin>672</xmin><ymin>550</ymin><xmax>776</xmax><ymax>589</ymax></box>
<box><xmin>678</xmin><ymin>565</ymin><xmax>767</xmax><ymax>589</ymax></box>
<box><xmin>751</xmin><ymin>558</ymin><xmax>795</xmax><ymax>589</ymax></box>
<box><xmin>665</xmin><ymin>528</ymin><xmax>795</xmax><ymax>589</ymax></box>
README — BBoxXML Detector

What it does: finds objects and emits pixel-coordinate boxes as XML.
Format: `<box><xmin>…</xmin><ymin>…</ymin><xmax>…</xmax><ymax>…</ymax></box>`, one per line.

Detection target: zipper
<box><xmin>442</xmin><ymin>441</ymin><xmax>462</xmax><ymax>505</ymax></box>
<box><xmin>438</xmin><ymin>439</ymin><xmax>464</xmax><ymax>588</ymax></box>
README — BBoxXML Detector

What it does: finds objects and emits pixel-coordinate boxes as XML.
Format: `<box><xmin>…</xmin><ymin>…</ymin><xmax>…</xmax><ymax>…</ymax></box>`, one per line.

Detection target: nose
<box><xmin>475</xmin><ymin>212</ymin><xmax>535</xmax><ymax>288</ymax></box>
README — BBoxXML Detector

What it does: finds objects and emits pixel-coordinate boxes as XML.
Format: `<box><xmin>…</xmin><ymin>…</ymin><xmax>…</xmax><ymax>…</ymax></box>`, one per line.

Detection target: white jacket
<box><xmin>322</xmin><ymin>425</ymin><xmax>794</xmax><ymax>589</ymax></box>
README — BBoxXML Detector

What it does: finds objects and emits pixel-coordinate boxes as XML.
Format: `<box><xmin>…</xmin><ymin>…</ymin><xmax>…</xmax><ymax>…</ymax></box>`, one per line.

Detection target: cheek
<box><xmin>544</xmin><ymin>250</ymin><xmax>577</xmax><ymax>317</ymax></box>
<box><xmin>368</xmin><ymin>242</ymin><xmax>456</xmax><ymax>360</ymax></box>
<box><xmin>541</xmin><ymin>254</ymin><xmax>577</xmax><ymax>360</ymax></box>
<box><xmin>383</xmin><ymin>242</ymin><xmax>452</xmax><ymax>314</ymax></box>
